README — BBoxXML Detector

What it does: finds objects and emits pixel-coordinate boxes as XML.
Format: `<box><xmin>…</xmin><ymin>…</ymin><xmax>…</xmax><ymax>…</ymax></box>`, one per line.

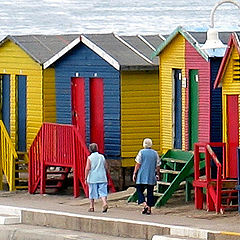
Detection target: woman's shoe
<box><xmin>102</xmin><ymin>205</ymin><xmax>108</xmax><ymax>213</ymax></box>
<box><xmin>146</xmin><ymin>208</ymin><xmax>151</xmax><ymax>215</ymax></box>
<box><xmin>141</xmin><ymin>206</ymin><xmax>148</xmax><ymax>214</ymax></box>
<box><xmin>88</xmin><ymin>207</ymin><xmax>94</xmax><ymax>212</ymax></box>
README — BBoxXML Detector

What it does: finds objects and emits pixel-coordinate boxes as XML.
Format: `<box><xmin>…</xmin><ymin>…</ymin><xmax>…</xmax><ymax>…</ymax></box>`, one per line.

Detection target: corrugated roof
<box><xmin>0</xmin><ymin>32</ymin><xmax>163</xmax><ymax>70</ymax></box>
<box><xmin>141</xmin><ymin>35</ymin><xmax>165</xmax><ymax>49</ymax></box>
<box><xmin>152</xmin><ymin>27</ymin><xmax>240</xmax><ymax>60</ymax></box>
<box><xmin>120</xmin><ymin>35</ymin><xmax>159</xmax><ymax>65</ymax></box>
<box><xmin>1</xmin><ymin>34</ymin><xmax>80</xmax><ymax>65</ymax></box>
<box><xmin>83</xmin><ymin>33</ymin><xmax>158</xmax><ymax>70</ymax></box>
<box><xmin>189</xmin><ymin>31</ymin><xmax>233</xmax><ymax>45</ymax></box>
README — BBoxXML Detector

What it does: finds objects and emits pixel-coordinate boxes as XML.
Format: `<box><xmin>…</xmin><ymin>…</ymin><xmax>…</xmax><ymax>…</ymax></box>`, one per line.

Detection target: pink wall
<box><xmin>185</xmin><ymin>41</ymin><xmax>211</xmax><ymax>150</ymax></box>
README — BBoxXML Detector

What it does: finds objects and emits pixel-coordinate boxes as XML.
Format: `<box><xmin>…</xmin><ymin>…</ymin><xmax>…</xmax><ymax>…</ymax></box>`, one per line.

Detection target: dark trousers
<box><xmin>136</xmin><ymin>184</ymin><xmax>154</xmax><ymax>207</ymax></box>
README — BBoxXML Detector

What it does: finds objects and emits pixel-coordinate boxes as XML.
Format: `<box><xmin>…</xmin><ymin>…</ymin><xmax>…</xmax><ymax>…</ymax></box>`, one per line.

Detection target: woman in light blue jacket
<box><xmin>85</xmin><ymin>143</ymin><xmax>108</xmax><ymax>213</ymax></box>
<box><xmin>133</xmin><ymin>138</ymin><xmax>161</xmax><ymax>215</ymax></box>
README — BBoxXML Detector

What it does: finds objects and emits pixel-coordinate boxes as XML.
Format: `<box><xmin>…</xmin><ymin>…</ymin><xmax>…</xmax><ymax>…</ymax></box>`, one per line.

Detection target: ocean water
<box><xmin>0</xmin><ymin>0</ymin><xmax>239</xmax><ymax>39</ymax></box>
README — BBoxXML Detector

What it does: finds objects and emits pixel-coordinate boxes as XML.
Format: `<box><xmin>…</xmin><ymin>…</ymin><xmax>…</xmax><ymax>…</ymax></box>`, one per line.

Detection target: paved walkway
<box><xmin>0</xmin><ymin>188</ymin><xmax>240</xmax><ymax>239</ymax></box>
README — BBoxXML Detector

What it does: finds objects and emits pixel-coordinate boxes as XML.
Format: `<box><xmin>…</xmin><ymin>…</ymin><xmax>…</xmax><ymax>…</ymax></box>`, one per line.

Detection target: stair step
<box><xmin>46</xmin><ymin>171</ymin><xmax>69</xmax><ymax>174</ymax></box>
<box><xmin>163</xmin><ymin>158</ymin><xmax>187</xmax><ymax>164</ymax></box>
<box><xmin>221</xmin><ymin>195</ymin><xmax>238</xmax><ymax>199</ymax></box>
<box><xmin>15</xmin><ymin>177</ymin><xmax>28</xmax><ymax>181</ymax></box>
<box><xmin>160</xmin><ymin>169</ymin><xmax>181</xmax><ymax>174</ymax></box>
<box><xmin>15</xmin><ymin>161</ymin><xmax>28</xmax><ymax>164</ymax></box>
<box><xmin>46</xmin><ymin>185</ymin><xmax>62</xmax><ymax>189</ymax></box>
<box><xmin>0</xmin><ymin>214</ymin><xmax>21</xmax><ymax>225</ymax></box>
<box><xmin>157</xmin><ymin>181</ymin><xmax>171</xmax><ymax>186</ymax></box>
<box><xmin>16</xmin><ymin>186</ymin><xmax>28</xmax><ymax>190</ymax></box>
<box><xmin>152</xmin><ymin>235</ymin><xmax>200</xmax><ymax>240</ymax></box>
<box><xmin>15</xmin><ymin>169</ymin><xmax>28</xmax><ymax>173</ymax></box>
<box><xmin>157</xmin><ymin>181</ymin><xmax>187</xmax><ymax>186</ymax></box>
<box><xmin>154</xmin><ymin>192</ymin><xmax>164</xmax><ymax>197</ymax></box>
<box><xmin>222</xmin><ymin>204</ymin><xmax>238</xmax><ymax>208</ymax></box>
<box><xmin>221</xmin><ymin>189</ymin><xmax>238</xmax><ymax>194</ymax></box>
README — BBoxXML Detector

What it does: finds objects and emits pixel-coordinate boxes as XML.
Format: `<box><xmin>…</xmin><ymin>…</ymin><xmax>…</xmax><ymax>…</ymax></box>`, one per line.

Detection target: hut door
<box><xmin>226</xmin><ymin>95</ymin><xmax>239</xmax><ymax>178</ymax></box>
<box><xmin>189</xmin><ymin>70</ymin><xmax>199</xmax><ymax>150</ymax></box>
<box><xmin>0</xmin><ymin>74</ymin><xmax>10</xmax><ymax>134</ymax></box>
<box><xmin>173</xmin><ymin>69</ymin><xmax>182</xmax><ymax>149</ymax></box>
<box><xmin>71</xmin><ymin>77</ymin><xmax>86</xmax><ymax>141</ymax></box>
<box><xmin>17</xmin><ymin>75</ymin><xmax>27</xmax><ymax>151</ymax></box>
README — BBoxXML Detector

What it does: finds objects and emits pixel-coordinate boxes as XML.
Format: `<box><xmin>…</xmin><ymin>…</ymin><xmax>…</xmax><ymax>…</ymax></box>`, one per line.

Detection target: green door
<box><xmin>189</xmin><ymin>70</ymin><xmax>199</xmax><ymax>150</ymax></box>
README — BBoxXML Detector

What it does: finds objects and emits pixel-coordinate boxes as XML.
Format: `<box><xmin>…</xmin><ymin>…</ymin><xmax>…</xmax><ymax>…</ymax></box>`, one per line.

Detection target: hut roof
<box><xmin>0</xmin><ymin>34</ymin><xmax>80</xmax><ymax>68</ymax></box>
<box><xmin>214</xmin><ymin>32</ymin><xmax>240</xmax><ymax>88</ymax></box>
<box><xmin>82</xmin><ymin>33</ymin><xmax>160</xmax><ymax>70</ymax></box>
<box><xmin>0</xmin><ymin>33</ymin><xmax>163</xmax><ymax>71</ymax></box>
<box><xmin>152</xmin><ymin>26</ymin><xmax>235</xmax><ymax>61</ymax></box>
<box><xmin>120</xmin><ymin>34</ymin><xmax>165</xmax><ymax>65</ymax></box>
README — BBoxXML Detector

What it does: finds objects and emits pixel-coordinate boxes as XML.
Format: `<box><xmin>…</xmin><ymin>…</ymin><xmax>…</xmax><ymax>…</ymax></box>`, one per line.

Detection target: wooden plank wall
<box><xmin>121</xmin><ymin>70</ymin><xmax>160</xmax><ymax>166</ymax></box>
<box><xmin>159</xmin><ymin>34</ymin><xmax>185</xmax><ymax>154</ymax></box>
<box><xmin>0</xmin><ymin>40</ymin><xmax>43</xmax><ymax>150</ymax></box>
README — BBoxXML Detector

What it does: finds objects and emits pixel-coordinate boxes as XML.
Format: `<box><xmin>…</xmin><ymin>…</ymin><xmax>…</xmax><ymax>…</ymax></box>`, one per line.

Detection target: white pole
<box><xmin>210</xmin><ymin>0</ymin><xmax>240</xmax><ymax>28</ymax></box>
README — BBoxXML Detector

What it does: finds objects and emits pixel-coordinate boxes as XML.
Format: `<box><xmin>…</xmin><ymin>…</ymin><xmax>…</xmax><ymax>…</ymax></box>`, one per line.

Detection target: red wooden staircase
<box><xmin>193</xmin><ymin>142</ymin><xmax>238</xmax><ymax>213</ymax></box>
<box><xmin>29</xmin><ymin>123</ymin><xmax>115</xmax><ymax>197</ymax></box>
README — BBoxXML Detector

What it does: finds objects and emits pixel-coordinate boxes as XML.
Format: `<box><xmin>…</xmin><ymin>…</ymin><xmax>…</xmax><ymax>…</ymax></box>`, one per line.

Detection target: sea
<box><xmin>0</xmin><ymin>0</ymin><xmax>239</xmax><ymax>39</ymax></box>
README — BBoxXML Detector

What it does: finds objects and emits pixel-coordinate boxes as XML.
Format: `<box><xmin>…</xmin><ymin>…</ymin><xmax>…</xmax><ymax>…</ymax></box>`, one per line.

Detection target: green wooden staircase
<box><xmin>155</xmin><ymin>149</ymin><xmax>194</xmax><ymax>207</ymax></box>
<box><xmin>128</xmin><ymin>149</ymin><xmax>204</xmax><ymax>208</ymax></box>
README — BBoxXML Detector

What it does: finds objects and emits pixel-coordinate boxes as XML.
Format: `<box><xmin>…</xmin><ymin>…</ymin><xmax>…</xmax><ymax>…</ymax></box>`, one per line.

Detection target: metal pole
<box><xmin>210</xmin><ymin>0</ymin><xmax>240</xmax><ymax>28</ymax></box>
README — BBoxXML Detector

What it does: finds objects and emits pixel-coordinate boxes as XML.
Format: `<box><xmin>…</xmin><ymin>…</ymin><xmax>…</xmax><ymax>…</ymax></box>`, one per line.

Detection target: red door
<box><xmin>71</xmin><ymin>77</ymin><xmax>86</xmax><ymax>141</ymax></box>
<box><xmin>227</xmin><ymin>95</ymin><xmax>239</xmax><ymax>178</ymax></box>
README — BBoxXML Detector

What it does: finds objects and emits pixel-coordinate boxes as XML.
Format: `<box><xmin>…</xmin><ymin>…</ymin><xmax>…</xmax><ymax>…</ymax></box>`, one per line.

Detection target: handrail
<box><xmin>194</xmin><ymin>142</ymin><xmax>225</xmax><ymax>213</ymax></box>
<box><xmin>205</xmin><ymin>144</ymin><xmax>222</xmax><ymax>212</ymax></box>
<box><xmin>0</xmin><ymin>120</ymin><xmax>18</xmax><ymax>191</ymax></box>
<box><xmin>73</xmin><ymin>126</ymin><xmax>89</xmax><ymax>196</ymax></box>
<box><xmin>28</xmin><ymin>124</ymin><xmax>43</xmax><ymax>194</ymax></box>
<box><xmin>29</xmin><ymin>122</ymin><xmax>115</xmax><ymax>196</ymax></box>
<box><xmin>206</xmin><ymin>144</ymin><xmax>221</xmax><ymax>167</ymax></box>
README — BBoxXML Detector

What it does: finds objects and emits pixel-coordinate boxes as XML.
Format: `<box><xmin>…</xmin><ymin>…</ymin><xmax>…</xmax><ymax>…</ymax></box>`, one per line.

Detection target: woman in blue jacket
<box><xmin>133</xmin><ymin>138</ymin><xmax>161</xmax><ymax>215</ymax></box>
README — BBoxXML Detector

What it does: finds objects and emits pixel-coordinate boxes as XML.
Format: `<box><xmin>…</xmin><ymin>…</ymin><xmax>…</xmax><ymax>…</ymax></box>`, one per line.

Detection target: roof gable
<box><xmin>0</xmin><ymin>34</ymin><xmax>80</xmax><ymax>68</ymax></box>
<box><xmin>152</xmin><ymin>26</ymin><xmax>209</xmax><ymax>61</ymax></box>
<box><xmin>214</xmin><ymin>32</ymin><xmax>240</xmax><ymax>88</ymax></box>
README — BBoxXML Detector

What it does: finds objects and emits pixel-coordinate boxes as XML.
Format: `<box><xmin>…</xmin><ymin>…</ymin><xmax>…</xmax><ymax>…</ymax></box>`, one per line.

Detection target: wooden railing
<box><xmin>29</xmin><ymin>122</ymin><xmax>115</xmax><ymax>197</ymax></box>
<box><xmin>193</xmin><ymin>142</ymin><xmax>226</xmax><ymax>213</ymax></box>
<box><xmin>0</xmin><ymin>120</ymin><xmax>18</xmax><ymax>191</ymax></box>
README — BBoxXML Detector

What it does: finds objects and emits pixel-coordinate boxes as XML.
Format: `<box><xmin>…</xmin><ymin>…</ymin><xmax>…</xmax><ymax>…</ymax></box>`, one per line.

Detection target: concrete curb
<box><xmin>0</xmin><ymin>205</ymin><xmax>239</xmax><ymax>240</ymax></box>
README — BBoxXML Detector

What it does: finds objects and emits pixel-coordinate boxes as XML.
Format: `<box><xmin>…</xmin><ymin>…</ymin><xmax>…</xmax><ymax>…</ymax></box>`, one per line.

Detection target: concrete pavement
<box><xmin>0</xmin><ymin>188</ymin><xmax>240</xmax><ymax>240</ymax></box>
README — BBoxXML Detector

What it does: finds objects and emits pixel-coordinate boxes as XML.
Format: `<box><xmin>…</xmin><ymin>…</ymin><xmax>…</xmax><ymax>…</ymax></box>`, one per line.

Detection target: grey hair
<box><xmin>89</xmin><ymin>143</ymin><xmax>98</xmax><ymax>153</ymax></box>
<box><xmin>143</xmin><ymin>138</ymin><xmax>152</xmax><ymax>148</ymax></box>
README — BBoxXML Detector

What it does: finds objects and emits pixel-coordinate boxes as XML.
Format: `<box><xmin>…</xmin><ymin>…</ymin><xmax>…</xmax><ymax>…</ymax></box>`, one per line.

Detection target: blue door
<box><xmin>173</xmin><ymin>69</ymin><xmax>182</xmax><ymax>149</ymax></box>
<box><xmin>1</xmin><ymin>74</ymin><xmax>10</xmax><ymax>134</ymax></box>
<box><xmin>17</xmin><ymin>75</ymin><xmax>27</xmax><ymax>151</ymax></box>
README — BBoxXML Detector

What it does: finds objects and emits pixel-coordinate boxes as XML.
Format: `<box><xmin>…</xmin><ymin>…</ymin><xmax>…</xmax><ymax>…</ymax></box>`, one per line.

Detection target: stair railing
<box><xmin>193</xmin><ymin>142</ymin><xmax>226</xmax><ymax>213</ymax></box>
<box><xmin>28</xmin><ymin>124</ymin><xmax>43</xmax><ymax>194</ymax></box>
<box><xmin>29</xmin><ymin>122</ymin><xmax>115</xmax><ymax>197</ymax></box>
<box><xmin>0</xmin><ymin>120</ymin><xmax>18</xmax><ymax>191</ymax></box>
<box><xmin>205</xmin><ymin>144</ymin><xmax>223</xmax><ymax>212</ymax></box>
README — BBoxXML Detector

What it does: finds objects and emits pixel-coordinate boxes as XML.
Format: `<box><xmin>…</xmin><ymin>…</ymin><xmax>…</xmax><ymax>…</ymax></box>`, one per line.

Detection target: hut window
<box><xmin>233</xmin><ymin>58</ymin><xmax>240</xmax><ymax>81</ymax></box>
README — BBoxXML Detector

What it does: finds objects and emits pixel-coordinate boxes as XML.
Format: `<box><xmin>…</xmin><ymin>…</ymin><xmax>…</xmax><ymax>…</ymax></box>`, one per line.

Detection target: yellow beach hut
<box><xmin>0</xmin><ymin>34</ymin><xmax>79</xmax><ymax>152</ymax></box>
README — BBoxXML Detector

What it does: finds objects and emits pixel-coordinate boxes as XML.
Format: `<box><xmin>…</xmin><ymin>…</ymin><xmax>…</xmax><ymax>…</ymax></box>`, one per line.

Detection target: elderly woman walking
<box><xmin>133</xmin><ymin>138</ymin><xmax>161</xmax><ymax>215</ymax></box>
<box><xmin>85</xmin><ymin>143</ymin><xmax>108</xmax><ymax>213</ymax></box>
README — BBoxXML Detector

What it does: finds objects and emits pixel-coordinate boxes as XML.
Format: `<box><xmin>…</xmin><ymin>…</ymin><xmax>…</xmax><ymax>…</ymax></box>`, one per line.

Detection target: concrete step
<box><xmin>0</xmin><ymin>205</ymin><xmax>21</xmax><ymax>225</ymax></box>
<box><xmin>152</xmin><ymin>235</ymin><xmax>200</xmax><ymax>240</ymax></box>
<box><xmin>0</xmin><ymin>223</ymin><xmax>142</xmax><ymax>240</ymax></box>
<box><xmin>0</xmin><ymin>214</ymin><xmax>21</xmax><ymax>225</ymax></box>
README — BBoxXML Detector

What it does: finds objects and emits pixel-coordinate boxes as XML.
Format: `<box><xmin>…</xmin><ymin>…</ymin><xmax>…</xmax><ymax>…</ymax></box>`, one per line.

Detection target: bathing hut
<box><xmin>52</xmin><ymin>33</ymin><xmax>165</xmax><ymax>166</ymax></box>
<box><xmin>0</xmin><ymin>34</ymin><xmax>79</xmax><ymax>151</ymax></box>
<box><xmin>214</xmin><ymin>32</ymin><xmax>240</xmax><ymax>178</ymax></box>
<box><xmin>152</xmin><ymin>26</ymin><xmax>231</xmax><ymax>154</ymax></box>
